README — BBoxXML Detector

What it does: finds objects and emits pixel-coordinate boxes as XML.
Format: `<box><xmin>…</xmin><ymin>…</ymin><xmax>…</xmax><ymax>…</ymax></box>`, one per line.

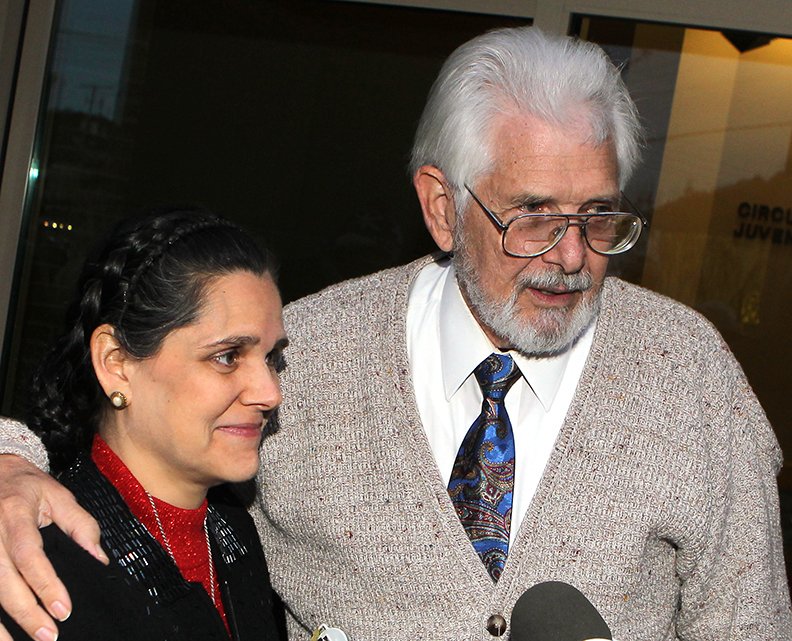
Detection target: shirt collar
<box><xmin>439</xmin><ymin>264</ymin><xmax>586</xmax><ymax>411</ymax></box>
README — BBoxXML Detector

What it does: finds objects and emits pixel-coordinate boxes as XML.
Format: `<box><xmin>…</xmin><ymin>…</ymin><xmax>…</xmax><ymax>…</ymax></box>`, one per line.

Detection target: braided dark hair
<box><xmin>28</xmin><ymin>208</ymin><xmax>276</xmax><ymax>472</ymax></box>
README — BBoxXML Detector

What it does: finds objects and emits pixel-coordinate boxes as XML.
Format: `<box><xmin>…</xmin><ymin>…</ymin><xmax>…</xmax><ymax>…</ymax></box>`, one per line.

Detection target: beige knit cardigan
<box><xmin>2</xmin><ymin>255</ymin><xmax>790</xmax><ymax>640</ymax></box>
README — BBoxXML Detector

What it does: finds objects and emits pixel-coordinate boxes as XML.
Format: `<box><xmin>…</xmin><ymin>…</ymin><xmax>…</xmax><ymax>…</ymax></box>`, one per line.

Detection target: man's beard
<box><xmin>453</xmin><ymin>239</ymin><xmax>602</xmax><ymax>358</ymax></box>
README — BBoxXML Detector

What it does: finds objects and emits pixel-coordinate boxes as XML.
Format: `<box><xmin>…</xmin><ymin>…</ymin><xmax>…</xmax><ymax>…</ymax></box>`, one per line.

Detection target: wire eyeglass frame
<box><xmin>464</xmin><ymin>184</ymin><xmax>648</xmax><ymax>258</ymax></box>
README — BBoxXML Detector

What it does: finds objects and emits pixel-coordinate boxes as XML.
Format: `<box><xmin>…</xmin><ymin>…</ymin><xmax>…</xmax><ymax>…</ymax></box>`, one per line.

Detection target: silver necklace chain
<box><xmin>145</xmin><ymin>491</ymin><xmax>217</xmax><ymax>606</ymax></box>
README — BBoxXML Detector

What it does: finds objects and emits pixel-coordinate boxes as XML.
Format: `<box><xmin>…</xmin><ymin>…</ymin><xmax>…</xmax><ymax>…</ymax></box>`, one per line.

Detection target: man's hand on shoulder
<box><xmin>0</xmin><ymin>455</ymin><xmax>105</xmax><ymax>641</ymax></box>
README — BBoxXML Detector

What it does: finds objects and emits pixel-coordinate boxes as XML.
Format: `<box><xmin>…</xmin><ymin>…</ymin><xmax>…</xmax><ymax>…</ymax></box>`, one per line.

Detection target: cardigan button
<box><xmin>486</xmin><ymin>614</ymin><xmax>507</xmax><ymax>636</ymax></box>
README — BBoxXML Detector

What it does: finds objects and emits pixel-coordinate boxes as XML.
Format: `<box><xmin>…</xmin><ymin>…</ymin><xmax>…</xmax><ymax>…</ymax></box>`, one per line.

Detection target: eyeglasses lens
<box><xmin>504</xmin><ymin>214</ymin><xmax>642</xmax><ymax>257</ymax></box>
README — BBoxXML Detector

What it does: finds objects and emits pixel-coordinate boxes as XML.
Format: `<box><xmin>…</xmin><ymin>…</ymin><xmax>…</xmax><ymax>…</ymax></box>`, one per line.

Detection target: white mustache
<box><xmin>516</xmin><ymin>270</ymin><xmax>594</xmax><ymax>293</ymax></box>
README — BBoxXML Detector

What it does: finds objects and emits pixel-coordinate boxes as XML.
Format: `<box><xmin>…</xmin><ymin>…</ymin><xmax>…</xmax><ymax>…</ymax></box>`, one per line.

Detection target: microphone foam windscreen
<box><xmin>510</xmin><ymin>581</ymin><xmax>612</xmax><ymax>641</ymax></box>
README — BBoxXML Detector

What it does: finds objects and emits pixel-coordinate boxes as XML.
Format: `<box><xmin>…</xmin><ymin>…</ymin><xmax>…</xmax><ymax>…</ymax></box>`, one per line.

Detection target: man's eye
<box><xmin>584</xmin><ymin>204</ymin><xmax>613</xmax><ymax>215</ymax></box>
<box><xmin>214</xmin><ymin>350</ymin><xmax>240</xmax><ymax>368</ymax></box>
<box><xmin>518</xmin><ymin>202</ymin><xmax>547</xmax><ymax>214</ymax></box>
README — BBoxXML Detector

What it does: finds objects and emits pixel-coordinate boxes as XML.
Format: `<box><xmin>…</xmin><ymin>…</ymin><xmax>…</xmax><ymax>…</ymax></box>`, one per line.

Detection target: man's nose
<box><xmin>541</xmin><ymin>223</ymin><xmax>587</xmax><ymax>273</ymax></box>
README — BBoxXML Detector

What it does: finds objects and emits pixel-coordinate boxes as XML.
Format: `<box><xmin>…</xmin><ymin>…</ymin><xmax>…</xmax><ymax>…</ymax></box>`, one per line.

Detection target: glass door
<box><xmin>576</xmin><ymin>14</ymin><xmax>792</xmax><ymax>584</ymax></box>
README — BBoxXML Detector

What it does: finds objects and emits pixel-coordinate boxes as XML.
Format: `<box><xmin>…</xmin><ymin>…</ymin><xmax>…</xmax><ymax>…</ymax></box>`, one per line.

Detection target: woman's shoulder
<box><xmin>0</xmin><ymin>523</ymin><xmax>156</xmax><ymax>641</ymax></box>
<box><xmin>209</xmin><ymin>484</ymin><xmax>286</xmax><ymax>641</ymax></box>
<box><xmin>208</xmin><ymin>483</ymin><xmax>272</xmax><ymax>581</ymax></box>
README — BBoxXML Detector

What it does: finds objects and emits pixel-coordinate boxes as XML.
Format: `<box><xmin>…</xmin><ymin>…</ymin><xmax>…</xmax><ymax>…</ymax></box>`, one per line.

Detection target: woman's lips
<box><xmin>215</xmin><ymin>423</ymin><xmax>262</xmax><ymax>438</ymax></box>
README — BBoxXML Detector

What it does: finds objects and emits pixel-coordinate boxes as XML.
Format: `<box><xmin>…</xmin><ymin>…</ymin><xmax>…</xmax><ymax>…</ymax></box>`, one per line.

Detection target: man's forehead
<box><xmin>480</xmin><ymin>145</ymin><xmax>619</xmax><ymax>207</ymax></box>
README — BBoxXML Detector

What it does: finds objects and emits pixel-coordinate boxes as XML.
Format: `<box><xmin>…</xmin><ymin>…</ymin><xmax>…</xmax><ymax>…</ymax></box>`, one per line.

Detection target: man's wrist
<box><xmin>0</xmin><ymin>417</ymin><xmax>49</xmax><ymax>472</ymax></box>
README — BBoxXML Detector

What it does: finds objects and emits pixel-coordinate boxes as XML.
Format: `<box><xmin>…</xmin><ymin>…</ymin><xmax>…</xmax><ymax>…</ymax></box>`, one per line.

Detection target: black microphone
<box><xmin>510</xmin><ymin>581</ymin><xmax>612</xmax><ymax>641</ymax></box>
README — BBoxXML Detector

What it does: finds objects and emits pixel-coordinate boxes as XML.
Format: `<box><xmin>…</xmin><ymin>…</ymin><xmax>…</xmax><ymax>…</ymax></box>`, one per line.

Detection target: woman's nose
<box><xmin>240</xmin><ymin>361</ymin><xmax>282</xmax><ymax>410</ymax></box>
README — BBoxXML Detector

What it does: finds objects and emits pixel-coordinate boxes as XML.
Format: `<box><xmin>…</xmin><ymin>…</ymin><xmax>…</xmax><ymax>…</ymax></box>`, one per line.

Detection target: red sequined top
<box><xmin>91</xmin><ymin>435</ymin><xmax>228</xmax><ymax>632</ymax></box>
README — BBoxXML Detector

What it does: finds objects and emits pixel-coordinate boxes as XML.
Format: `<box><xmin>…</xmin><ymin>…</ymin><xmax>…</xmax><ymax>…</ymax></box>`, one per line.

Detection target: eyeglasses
<box><xmin>464</xmin><ymin>185</ymin><xmax>647</xmax><ymax>258</ymax></box>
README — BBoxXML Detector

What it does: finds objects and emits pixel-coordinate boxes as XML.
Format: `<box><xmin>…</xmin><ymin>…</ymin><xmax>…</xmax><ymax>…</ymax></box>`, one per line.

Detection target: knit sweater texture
<box><xmin>2</xmin><ymin>255</ymin><xmax>790</xmax><ymax>640</ymax></box>
<box><xmin>251</xmin><ymin>255</ymin><xmax>791</xmax><ymax>641</ymax></box>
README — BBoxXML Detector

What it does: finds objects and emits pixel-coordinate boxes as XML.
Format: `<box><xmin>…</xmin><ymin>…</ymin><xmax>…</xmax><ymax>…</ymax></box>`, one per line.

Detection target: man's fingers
<box><xmin>7</xmin><ymin>528</ymin><xmax>71</xmax><ymax>621</ymax></box>
<box><xmin>44</xmin><ymin>484</ymin><xmax>107</xmax><ymax>565</ymax></box>
<box><xmin>0</xmin><ymin>546</ymin><xmax>59</xmax><ymax>641</ymax></box>
<box><xmin>0</xmin><ymin>455</ymin><xmax>101</xmax><ymax>640</ymax></box>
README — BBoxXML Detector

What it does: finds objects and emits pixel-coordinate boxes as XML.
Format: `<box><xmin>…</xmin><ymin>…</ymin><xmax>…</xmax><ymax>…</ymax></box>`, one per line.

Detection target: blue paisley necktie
<box><xmin>448</xmin><ymin>352</ymin><xmax>521</xmax><ymax>581</ymax></box>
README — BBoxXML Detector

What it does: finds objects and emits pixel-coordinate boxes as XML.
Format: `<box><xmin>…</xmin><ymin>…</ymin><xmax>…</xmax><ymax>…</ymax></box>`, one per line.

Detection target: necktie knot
<box><xmin>474</xmin><ymin>353</ymin><xmax>521</xmax><ymax>400</ymax></box>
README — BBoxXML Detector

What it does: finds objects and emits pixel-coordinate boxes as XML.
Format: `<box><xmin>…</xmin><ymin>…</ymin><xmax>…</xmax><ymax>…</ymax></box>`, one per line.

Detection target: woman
<box><xmin>0</xmin><ymin>209</ymin><xmax>287</xmax><ymax>641</ymax></box>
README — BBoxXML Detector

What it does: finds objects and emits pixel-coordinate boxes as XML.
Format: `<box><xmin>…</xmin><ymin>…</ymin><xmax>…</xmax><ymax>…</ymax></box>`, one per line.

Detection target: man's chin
<box><xmin>499</xmin><ymin>296</ymin><xmax>600</xmax><ymax>357</ymax></box>
<box><xmin>454</xmin><ymin>252</ymin><xmax>601</xmax><ymax>355</ymax></box>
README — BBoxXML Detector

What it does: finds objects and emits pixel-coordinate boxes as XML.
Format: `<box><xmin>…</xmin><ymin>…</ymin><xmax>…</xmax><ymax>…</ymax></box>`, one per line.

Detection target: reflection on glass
<box><xmin>576</xmin><ymin>14</ymin><xmax>792</xmax><ymax>583</ymax></box>
<box><xmin>53</xmin><ymin>0</ymin><xmax>136</xmax><ymax>119</ymax></box>
<box><xmin>1</xmin><ymin>0</ymin><xmax>527</xmax><ymax>418</ymax></box>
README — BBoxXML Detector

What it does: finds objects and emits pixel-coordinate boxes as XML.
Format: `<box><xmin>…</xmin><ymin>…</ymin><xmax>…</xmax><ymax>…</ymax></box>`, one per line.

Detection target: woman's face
<box><xmin>106</xmin><ymin>270</ymin><xmax>286</xmax><ymax>507</ymax></box>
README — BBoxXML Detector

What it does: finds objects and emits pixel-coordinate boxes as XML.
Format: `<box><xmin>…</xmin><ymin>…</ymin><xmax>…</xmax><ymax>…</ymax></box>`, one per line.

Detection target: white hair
<box><xmin>410</xmin><ymin>26</ymin><xmax>643</xmax><ymax>206</ymax></box>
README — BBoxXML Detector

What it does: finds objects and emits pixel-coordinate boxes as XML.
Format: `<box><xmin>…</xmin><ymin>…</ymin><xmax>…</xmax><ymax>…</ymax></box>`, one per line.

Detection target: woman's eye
<box><xmin>213</xmin><ymin>350</ymin><xmax>240</xmax><ymax>368</ymax></box>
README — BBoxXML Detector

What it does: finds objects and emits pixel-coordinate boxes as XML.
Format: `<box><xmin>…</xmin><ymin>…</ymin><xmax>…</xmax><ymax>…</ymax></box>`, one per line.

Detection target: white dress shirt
<box><xmin>406</xmin><ymin>258</ymin><xmax>595</xmax><ymax>544</ymax></box>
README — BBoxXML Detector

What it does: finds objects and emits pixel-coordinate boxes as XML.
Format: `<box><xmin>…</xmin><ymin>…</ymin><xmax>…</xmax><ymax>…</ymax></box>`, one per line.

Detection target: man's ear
<box><xmin>413</xmin><ymin>165</ymin><xmax>457</xmax><ymax>253</ymax></box>
<box><xmin>90</xmin><ymin>324</ymin><xmax>130</xmax><ymax>400</ymax></box>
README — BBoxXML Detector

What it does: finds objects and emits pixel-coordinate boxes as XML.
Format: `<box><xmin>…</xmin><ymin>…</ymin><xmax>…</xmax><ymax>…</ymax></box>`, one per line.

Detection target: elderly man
<box><xmin>0</xmin><ymin>26</ymin><xmax>790</xmax><ymax>641</ymax></box>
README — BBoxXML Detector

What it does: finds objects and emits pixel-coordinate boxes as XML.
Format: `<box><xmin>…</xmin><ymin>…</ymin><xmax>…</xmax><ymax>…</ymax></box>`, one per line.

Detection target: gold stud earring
<box><xmin>109</xmin><ymin>391</ymin><xmax>128</xmax><ymax>409</ymax></box>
